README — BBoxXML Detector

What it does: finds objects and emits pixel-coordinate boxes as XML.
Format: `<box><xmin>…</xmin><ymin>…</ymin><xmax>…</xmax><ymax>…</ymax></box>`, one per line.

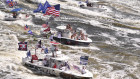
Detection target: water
<box><xmin>0</xmin><ymin>0</ymin><xmax>140</xmax><ymax>79</ymax></box>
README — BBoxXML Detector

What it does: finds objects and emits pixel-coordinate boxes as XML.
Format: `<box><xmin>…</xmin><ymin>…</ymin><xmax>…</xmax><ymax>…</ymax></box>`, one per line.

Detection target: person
<box><xmin>57</xmin><ymin>32</ymin><xmax>62</xmax><ymax>38</ymax></box>
<box><xmin>26</xmin><ymin>50</ymin><xmax>31</xmax><ymax>58</ymax></box>
<box><xmin>79</xmin><ymin>30</ymin><xmax>85</xmax><ymax>40</ymax></box>
<box><xmin>13</xmin><ymin>12</ymin><xmax>17</xmax><ymax>18</ymax></box>
<box><xmin>51</xmin><ymin>44</ymin><xmax>58</xmax><ymax>57</ymax></box>
<box><xmin>81</xmin><ymin>66</ymin><xmax>86</xmax><ymax>74</ymax></box>
<box><xmin>44</xmin><ymin>48</ymin><xmax>48</xmax><ymax>54</ymax></box>
<box><xmin>38</xmin><ymin>40</ymin><xmax>41</xmax><ymax>48</ymax></box>
<box><xmin>53</xmin><ymin>62</ymin><xmax>57</xmax><ymax>68</ymax></box>
<box><xmin>49</xmin><ymin>34</ymin><xmax>54</xmax><ymax>41</ymax></box>
<box><xmin>71</xmin><ymin>32</ymin><xmax>77</xmax><ymax>40</ymax></box>
<box><xmin>66</xmin><ymin>24</ymin><xmax>72</xmax><ymax>32</ymax></box>
<box><xmin>26</xmin><ymin>14</ymin><xmax>29</xmax><ymax>18</ymax></box>
<box><xmin>64</xmin><ymin>61</ymin><xmax>70</xmax><ymax>70</ymax></box>
<box><xmin>43</xmin><ymin>58</ymin><xmax>47</xmax><ymax>66</ymax></box>
<box><xmin>85</xmin><ymin>0</ymin><xmax>93</xmax><ymax>7</ymax></box>
<box><xmin>50</xmin><ymin>44</ymin><xmax>55</xmax><ymax>57</ymax></box>
<box><xmin>79</xmin><ymin>1</ymin><xmax>84</xmax><ymax>7</ymax></box>
<box><xmin>41</xmin><ymin>45</ymin><xmax>45</xmax><ymax>53</ymax></box>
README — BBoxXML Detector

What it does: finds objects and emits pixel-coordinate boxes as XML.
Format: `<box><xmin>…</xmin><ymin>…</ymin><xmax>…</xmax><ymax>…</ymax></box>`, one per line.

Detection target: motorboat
<box><xmin>4</xmin><ymin>13</ymin><xmax>32</xmax><ymax>21</ymax></box>
<box><xmin>53</xmin><ymin>26</ymin><xmax>92</xmax><ymax>46</ymax></box>
<box><xmin>22</xmin><ymin>49</ymin><xmax>93</xmax><ymax>79</ymax></box>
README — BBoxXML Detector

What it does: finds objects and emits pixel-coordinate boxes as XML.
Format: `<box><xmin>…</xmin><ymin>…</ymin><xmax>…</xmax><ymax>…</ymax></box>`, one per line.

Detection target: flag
<box><xmin>42</xmin><ymin>1</ymin><xmax>51</xmax><ymax>13</ymax></box>
<box><xmin>44</xmin><ymin>4</ymin><xmax>60</xmax><ymax>16</ymax></box>
<box><xmin>73</xmin><ymin>65</ymin><xmax>81</xmax><ymax>72</ymax></box>
<box><xmin>80</xmin><ymin>56</ymin><xmax>89</xmax><ymax>65</ymax></box>
<box><xmin>44</xmin><ymin>27</ymin><xmax>50</xmax><ymax>32</ymax></box>
<box><xmin>24</xmin><ymin>25</ymin><xmax>29</xmax><ymax>30</ymax></box>
<box><xmin>32</xmin><ymin>55</ymin><xmax>38</xmax><ymax>60</ymax></box>
<box><xmin>28</xmin><ymin>30</ymin><xmax>33</xmax><ymax>35</ymax></box>
<box><xmin>18</xmin><ymin>42</ymin><xmax>27</xmax><ymax>51</ymax></box>
<box><xmin>33</xmin><ymin>3</ymin><xmax>44</xmax><ymax>13</ymax></box>
<box><xmin>8</xmin><ymin>1</ymin><xmax>13</xmax><ymax>7</ymax></box>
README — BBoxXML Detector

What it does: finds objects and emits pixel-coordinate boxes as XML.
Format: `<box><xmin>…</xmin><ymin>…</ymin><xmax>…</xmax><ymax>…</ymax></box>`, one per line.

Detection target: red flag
<box><xmin>44</xmin><ymin>27</ymin><xmax>50</xmax><ymax>32</ymax></box>
<box><xmin>32</xmin><ymin>55</ymin><xmax>38</xmax><ymax>60</ymax></box>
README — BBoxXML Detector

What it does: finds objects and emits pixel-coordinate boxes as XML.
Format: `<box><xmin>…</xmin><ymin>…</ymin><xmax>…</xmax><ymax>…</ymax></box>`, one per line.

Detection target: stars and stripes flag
<box><xmin>24</xmin><ymin>25</ymin><xmax>29</xmax><ymax>30</ymax></box>
<box><xmin>44</xmin><ymin>4</ymin><xmax>60</xmax><ymax>17</ymax></box>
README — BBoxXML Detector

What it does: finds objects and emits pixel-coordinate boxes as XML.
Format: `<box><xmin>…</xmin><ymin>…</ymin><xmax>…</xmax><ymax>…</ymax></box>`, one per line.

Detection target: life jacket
<box><xmin>53</xmin><ymin>63</ymin><xmax>57</xmax><ymax>68</ymax></box>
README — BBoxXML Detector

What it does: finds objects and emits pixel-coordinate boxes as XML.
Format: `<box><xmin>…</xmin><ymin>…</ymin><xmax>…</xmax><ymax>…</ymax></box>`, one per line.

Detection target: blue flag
<box><xmin>28</xmin><ymin>30</ymin><xmax>33</xmax><ymax>35</ymax></box>
<box><xmin>42</xmin><ymin>1</ymin><xmax>51</xmax><ymax>14</ymax></box>
<box><xmin>33</xmin><ymin>3</ymin><xmax>44</xmax><ymax>13</ymax></box>
<box><xmin>54</xmin><ymin>4</ymin><xmax>60</xmax><ymax>10</ymax></box>
<box><xmin>80</xmin><ymin>56</ymin><xmax>89</xmax><ymax>65</ymax></box>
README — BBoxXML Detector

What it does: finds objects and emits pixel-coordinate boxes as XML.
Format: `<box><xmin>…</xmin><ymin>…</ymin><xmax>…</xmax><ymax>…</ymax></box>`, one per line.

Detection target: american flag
<box><xmin>24</xmin><ymin>25</ymin><xmax>29</xmax><ymax>30</ymax></box>
<box><xmin>73</xmin><ymin>65</ymin><xmax>81</xmax><ymax>72</ymax></box>
<box><xmin>44</xmin><ymin>4</ymin><xmax>60</xmax><ymax>17</ymax></box>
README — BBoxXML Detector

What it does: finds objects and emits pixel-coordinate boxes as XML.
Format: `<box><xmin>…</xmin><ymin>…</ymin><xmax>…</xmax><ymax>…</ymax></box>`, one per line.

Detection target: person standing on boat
<box><xmin>81</xmin><ymin>66</ymin><xmax>86</xmax><ymax>74</ymax></box>
<box><xmin>44</xmin><ymin>48</ymin><xmax>48</xmax><ymax>54</ymax></box>
<box><xmin>26</xmin><ymin>50</ymin><xmax>31</xmax><ymax>58</ymax></box>
<box><xmin>49</xmin><ymin>34</ymin><xmax>54</xmax><ymax>41</ymax></box>
<box><xmin>13</xmin><ymin>12</ymin><xmax>18</xmax><ymax>18</ymax></box>
<box><xmin>50</xmin><ymin>44</ymin><xmax>58</xmax><ymax>57</ymax></box>
<box><xmin>41</xmin><ymin>45</ymin><xmax>45</xmax><ymax>53</ymax></box>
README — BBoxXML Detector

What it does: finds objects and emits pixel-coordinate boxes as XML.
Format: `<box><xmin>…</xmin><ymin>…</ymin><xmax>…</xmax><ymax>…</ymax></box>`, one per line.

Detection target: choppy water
<box><xmin>0</xmin><ymin>0</ymin><xmax>140</xmax><ymax>79</ymax></box>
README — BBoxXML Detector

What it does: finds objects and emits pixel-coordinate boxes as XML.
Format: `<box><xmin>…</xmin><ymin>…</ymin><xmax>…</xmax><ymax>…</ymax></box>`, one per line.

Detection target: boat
<box><xmin>4</xmin><ymin>16</ymin><xmax>18</xmax><ymax>21</ymax></box>
<box><xmin>4</xmin><ymin>13</ymin><xmax>32</xmax><ymax>21</ymax></box>
<box><xmin>22</xmin><ymin>49</ymin><xmax>93</xmax><ymax>79</ymax></box>
<box><xmin>53</xmin><ymin>26</ymin><xmax>92</xmax><ymax>46</ymax></box>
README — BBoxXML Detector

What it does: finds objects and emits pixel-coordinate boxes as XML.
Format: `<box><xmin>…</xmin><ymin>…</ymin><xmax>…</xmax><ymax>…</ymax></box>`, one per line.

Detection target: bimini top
<box><xmin>56</xmin><ymin>26</ymin><xmax>66</xmax><ymax>30</ymax></box>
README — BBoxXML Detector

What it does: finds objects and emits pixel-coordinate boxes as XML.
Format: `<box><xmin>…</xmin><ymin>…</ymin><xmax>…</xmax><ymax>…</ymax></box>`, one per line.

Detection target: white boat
<box><xmin>4</xmin><ymin>13</ymin><xmax>32</xmax><ymax>21</ymax></box>
<box><xmin>53</xmin><ymin>26</ymin><xmax>92</xmax><ymax>46</ymax></box>
<box><xmin>22</xmin><ymin>50</ymin><xmax>93</xmax><ymax>79</ymax></box>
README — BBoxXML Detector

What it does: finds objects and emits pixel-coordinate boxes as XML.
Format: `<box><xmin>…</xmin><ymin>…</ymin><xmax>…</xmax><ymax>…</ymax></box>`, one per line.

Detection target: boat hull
<box><xmin>53</xmin><ymin>36</ymin><xmax>91</xmax><ymax>46</ymax></box>
<box><xmin>4</xmin><ymin>17</ymin><xmax>17</xmax><ymax>21</ymax></box>
<box><xmin>24</xmin><ymin>61</ymin><xmax>92</xmax><ymax>79</ymax></box>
